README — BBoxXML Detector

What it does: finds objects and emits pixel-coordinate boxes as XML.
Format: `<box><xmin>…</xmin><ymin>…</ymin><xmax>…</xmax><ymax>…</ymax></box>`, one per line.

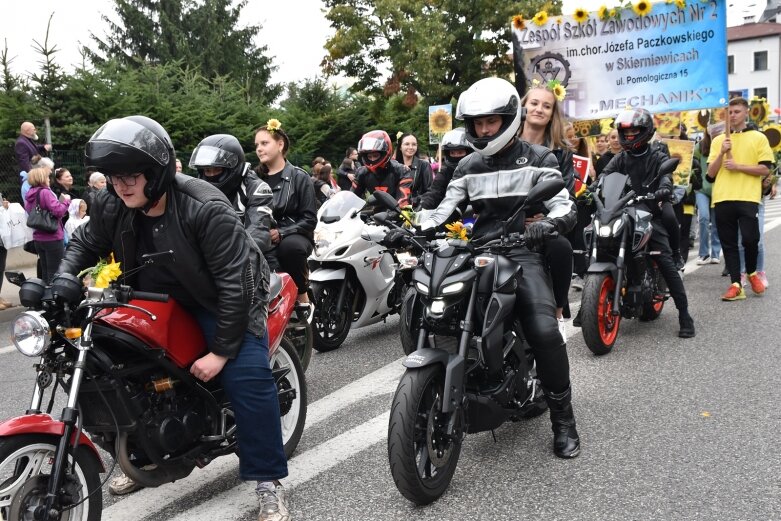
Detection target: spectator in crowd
<box><xmin>175</xmin><ymin>158</ymin><xmax>183</xmax><ymax>173</ymax></box>
<box><xmin>706</xmin><ymin>97</ymin><xmax>773</xmax><ymax>300</ymax></box>
<box><xmin>64</xmin><ymin>198</ymin><xmax>90</xmax><ymax>239</ymax></box>
<box><xmin>312</xmin><ymin>163</ymin><xmax>339</xmax><ymax>207</ymax></box>
<box><xmin>337</xmin><ymin>147</ymin><xmax>359</xmax><ymax>191</ymax></box>
<box><xmin>0</xmin><ymin>195</ymin><xmax>11</xmax><ymax>309</ymax></box>
<box><xmin>24</xmin><ymin>166</ymin><xmax>69</xmax><ymax>283</ymax></box>
<box><xmin>83</xmin><ymin>172</ymin><xmax>106</xmax><ymax>214</ymax></box>
<box><xmin>22</xmin><ymin>156</ymin><xmax>54</xmax><ymax>203</ymax></box>
<box><xmin>15</xmin><ymin>121</ymin><xmax>51</xmax><ymax>177</ymax></box>
<box><xmin>693</xmin><ymin>124</ymin><xmax>721</xmax><ymax>266</ymax></box>
<box><xmin>311</xmin><ymin>157</ymin><xmax>326</xmax><ymax>179</ymax></box>
<box><xmin>51</xmin><ymin>167</ymin><xmax>81</xmax><ymax>200</ymax></box>
<box><xmin>596</xmin><ymin>128</ymin><xmax>622</xmax><ymax>175</ymax></box>
<box><xmin>593</xmin><ymin>133</ymin><xmax>608</xmax><ymax>160</ymax></box>
<box><xmin>394</xmin><ymin>132</ymin><xmax>433</xmax><ymax>207</ymax></box>
<box><xmin>255</xmin><ymin>120</ymin><xmax>317</xmax><ymax>307</ymax></box>
<box><xmin>737</xmin><ymin>173</ymin><xmax>775</xmax><ymax>288</ymax></box>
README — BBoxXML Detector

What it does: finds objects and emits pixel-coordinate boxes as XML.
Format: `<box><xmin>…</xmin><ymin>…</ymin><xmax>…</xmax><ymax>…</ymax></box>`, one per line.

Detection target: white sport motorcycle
<box><xmin>308</xmin><ymin>191</ymin><xmax>414</xmax><ymax>351</ymax></box>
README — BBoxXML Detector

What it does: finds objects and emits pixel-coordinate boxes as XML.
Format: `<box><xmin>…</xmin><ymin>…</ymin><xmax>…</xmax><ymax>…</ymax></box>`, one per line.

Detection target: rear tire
<box><xmin>0</xmin><ymin>434</ymin><xmax>102</xmax><ymax>521</ymax></box>
<box><xmin>639</xmin><ymin>262</ymin><xmax>666</xmax><ymax>321</ymax></box>
<box><xmin>581</xmin><ymin>273</ymin><xmax>621</xmax><ymax>355</ymax></box>
<box><xmin>273</xmin><ymin>338</ymin><xmax>308</xmax><ymax>459</ymax></box>
<box><xmin>388</xmin><ymin>366</ymin><xmax>461</xmax><ymax>505</ymax></box>
<box><xmin>311</xmin><ymin>281</ymin><xmax>352</xmax><ymax>352</ymax></box>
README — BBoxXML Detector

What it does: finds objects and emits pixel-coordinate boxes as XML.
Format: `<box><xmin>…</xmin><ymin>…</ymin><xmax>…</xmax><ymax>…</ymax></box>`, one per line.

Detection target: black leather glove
<box><xmin>382</xmin><ymin>228</ymin><xmax>412</xmax><ymax>248</ymax></box>
<box><xmin>414</xmin><ymin>225</ymin><xmax>436</xmax><ymax>241</ymax></box>
<box><xmin>654</xmin><ymin>188</ymin><xmax>671</xmax><ymax>201</ymax></box>
<box><xmin>524</xmin><ymin>219</ymin><xmax>557</xmax><ymax>252</ymax></box>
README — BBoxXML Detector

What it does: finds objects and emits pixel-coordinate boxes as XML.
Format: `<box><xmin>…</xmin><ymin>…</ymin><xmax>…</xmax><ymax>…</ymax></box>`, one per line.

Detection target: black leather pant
<box><xmin>265</xmin><ymin>233</ymin><xmax>314</xmax><ymax>295</ymax></box>
<box><xmin>509</xmin><ymin>249</ymin><xmax>571</xmax><ymax>394</ymax></box>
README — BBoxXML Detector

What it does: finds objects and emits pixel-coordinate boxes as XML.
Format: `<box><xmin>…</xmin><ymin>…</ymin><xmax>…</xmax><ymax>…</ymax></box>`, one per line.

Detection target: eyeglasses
<box><xmin>106</xmin><ymin>173</ymin><xmax>144</xmax><ymax>186</ymax></box>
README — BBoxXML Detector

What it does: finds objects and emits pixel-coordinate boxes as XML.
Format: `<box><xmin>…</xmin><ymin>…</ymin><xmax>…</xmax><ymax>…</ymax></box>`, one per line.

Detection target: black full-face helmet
<box><xmin>85</xmin><ymin>115</ymin><xmax>176</xmax><ymax>208</ymax></box>
<box><xmin>614</xmin><ymin>108</ymin><xmax>655</xmax><ymax>153</ymax></box>
<box><xmin>190</xmin><ymin>134</ymin><xmax>247</xmax><ymax>198</ymax></box>
<box><xmin>440</xmin><ymin>127</ymin><xmax>471</xmax><ymax>169</ymax></box>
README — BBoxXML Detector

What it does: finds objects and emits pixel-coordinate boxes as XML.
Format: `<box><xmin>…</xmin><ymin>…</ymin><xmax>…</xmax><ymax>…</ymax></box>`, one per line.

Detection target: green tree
<box><xmin>323</xmin><ymin>0</ymin><xmax>559</xmax><ymax>103</ymax></box>
<box><xmin>88</xmin><ymin>0</ymin><xmax>280</xmax><ymax>104</ymax></box>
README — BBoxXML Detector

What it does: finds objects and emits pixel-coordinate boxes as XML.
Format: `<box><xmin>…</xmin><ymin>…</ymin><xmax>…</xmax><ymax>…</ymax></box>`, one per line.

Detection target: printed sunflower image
<box><xmin>532</xmin><ymin>10</ymin><xmax>549</xmax><ymax>26</ymax></box>
<box><xmin>429</xmin><ymin>108</ymin><xmax>452</xmax><ymax>134</ymax></box>
<box><xmin>445</xmin><ymin>221</ymin><xmax>469</xmax><ymax>242</ymax></box>
<box><xmin>633</xmin><ymin>0</ymin><xmax>652</xmax><ymax>16</ymax></box>
<box><xmin>749</xmin><ymin>97</ymin><xmax>770</xmax><ymax>127</ymax></box>
<box><xmin>762</xmin><ymin>124</ymin><xmax>781</xmax><ymax>152</ymax></box>
<box><xmin>573</xmin><ymin>7</ymin><xmax>589</xmax><ymax>23</ymax></box>
<box><xmin>674</xmin><ymin>0</ymin><xmax>686</xmax><ymax>8</ymax></box>
<box><xmin>512</xmin><ymin>14</ymin><xmax>526</xmax><ymax>30</ymax></box>
<box><xmin>597</xmin><ymin>5</ymin><xmax>609</xmax><ymax>20</ymax></box>
<box><xmin>78</xmin><ymin>254</ymin><xmax>122</xmax><ymax>288</ymax></box>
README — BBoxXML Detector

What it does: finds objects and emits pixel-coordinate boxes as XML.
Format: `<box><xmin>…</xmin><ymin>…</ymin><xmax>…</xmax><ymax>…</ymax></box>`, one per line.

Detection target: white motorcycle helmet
<box><xmin>456</xmin><ymin>77</ymin><xmax>522</xmax><ymax>157</ymax></box>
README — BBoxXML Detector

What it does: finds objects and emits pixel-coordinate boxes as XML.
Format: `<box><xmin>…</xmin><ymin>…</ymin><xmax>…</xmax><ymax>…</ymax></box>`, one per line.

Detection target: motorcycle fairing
<box><xmin>309</xmin><ymin>267</ymin><xmax>347</xmax><ymax>282</ymax></box>
<box><xmin>0</xmin><ymin>414</ymin><xmax>104</xmax><ymax>470</ymax></box>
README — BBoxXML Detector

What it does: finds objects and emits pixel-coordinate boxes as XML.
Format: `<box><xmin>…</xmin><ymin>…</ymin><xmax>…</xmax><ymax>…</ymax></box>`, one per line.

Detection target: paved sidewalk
<box><xmin>0</xmin><ymin>248</ymin><xmax>39</xmax><ymax>321</ymax></box>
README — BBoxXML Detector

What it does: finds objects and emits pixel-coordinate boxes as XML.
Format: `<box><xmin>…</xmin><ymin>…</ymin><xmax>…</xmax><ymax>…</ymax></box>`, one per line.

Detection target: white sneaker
<box><xmin>258</xmin><ymin>482</ymin><xmax>291</xmax><ymax>521</ymax></box>
<box><xmin>108</xmin><ymin>472</ymin><xmax>144</xmax><ymax>496</ymax></box>
<box><xmin>710</xmin><ymin>256</ymin><xmax>720</xmax><ymax>264</ymax></box>
<box><xmin>557</xmin><ymin>318</ymin><xmax>567</xmax><ymax>343</ymax></box>
<box><xmin>695</xmin><ymin>256</ymin><xmax>710</xmax><ymax>265</ymax></box>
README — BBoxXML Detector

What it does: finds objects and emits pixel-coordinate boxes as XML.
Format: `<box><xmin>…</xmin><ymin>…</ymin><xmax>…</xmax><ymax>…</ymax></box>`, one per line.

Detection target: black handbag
<box><xmin>27</xmin><ymin>190</ymin><xmax>59</xmax><ymax>234</ymax></box>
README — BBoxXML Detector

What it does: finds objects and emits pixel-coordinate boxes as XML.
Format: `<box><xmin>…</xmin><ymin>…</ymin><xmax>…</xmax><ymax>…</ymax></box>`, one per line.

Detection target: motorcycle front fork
<box><xmin>611</xmin><ymin>229</ymin><xmax>629</xmax><ymax>316</ymax></box>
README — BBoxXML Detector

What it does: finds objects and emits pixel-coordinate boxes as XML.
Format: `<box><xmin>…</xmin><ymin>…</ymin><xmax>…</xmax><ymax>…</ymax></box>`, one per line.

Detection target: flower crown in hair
<box><xmin>266</xmin><ymin>119</ymin><xmax>282</xmax><ymax>133</ymax></box>
<box><xmin>530</xmin><ymin>78</ymin><xmax>566</xmax><ymax>102</ymax></box>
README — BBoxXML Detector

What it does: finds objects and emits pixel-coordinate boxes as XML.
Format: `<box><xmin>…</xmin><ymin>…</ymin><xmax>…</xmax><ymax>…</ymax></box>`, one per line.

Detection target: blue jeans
<box><xmin>195</xmin><ymin>311</ymin><xmax>288</xmax><ymax>482</ymax></box>
<box><xmin>695</xmin><ymin>192</ymin><xmax>720</xmax><ymax>259</ymax></box>
<box><xmin>739</xmin><ymin>200</ymin><xmax>765</xmax><ymax>273</ymax></box>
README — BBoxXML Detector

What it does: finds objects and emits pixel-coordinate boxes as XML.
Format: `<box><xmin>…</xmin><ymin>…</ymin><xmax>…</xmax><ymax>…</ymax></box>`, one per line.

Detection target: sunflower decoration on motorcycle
<box><xmin>400</xmin><ymin>206</ymin><xmax>416</xmax><ymax>229</ymax></box>
<box><xmin>78</xmin><ymin>254</ymin><xmax>122</xmax><ymax>288</ymax></box>
<box><xmin>445</xmin><ymin>221</ymin><xmax>469</xmax><ymax>241</ymax></box>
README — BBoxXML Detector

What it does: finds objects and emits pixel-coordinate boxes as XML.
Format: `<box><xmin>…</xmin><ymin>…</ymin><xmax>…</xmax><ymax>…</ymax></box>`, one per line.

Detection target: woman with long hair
<box><xmin>24</xmin><ymin>166</ymin><xmax>69</xmax><ymax>283</ymax></box>
<box><xmin>394</xmin><ymin>132</ymin><xmax>432</xmax><ymax>207</ymax></box>
<box><xmin>255</xmin><ymin>120</ymin><xmax>317</xmax><ymax>305</ymax></box>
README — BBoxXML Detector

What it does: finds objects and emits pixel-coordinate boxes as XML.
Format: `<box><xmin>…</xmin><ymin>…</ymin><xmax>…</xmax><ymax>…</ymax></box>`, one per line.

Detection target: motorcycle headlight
<box><xmin>314</xmin><ymin>229</ymin><xmax>342</xmax><ymax>254</ymax></box>
<box><xmin>11</xmin><ymin>311</ymin><xmax>50</xmax><ymax>357</ymax></box>
<box><xmin>598</xmin><ymin>220</ymin><xmax>613</xmax><ymax>238</ymax></box>
<box><xmin>612</xmin><ymin>219</ymin><xmax>624</xmax><ymax>235</ymax></box>
<box><xmin>441</xmin><ymin>282</ymin><xmax>465</xmax><ymax>295</ymax></box>
<box><xmin>429</xmin><ymin>299</ymin><xmax>445</xmax><ymax>315</ymax></box>
<box><xmin>415</xmin><ymin>281</ymin><xmax>429</xmax><ymax>295</ymax></box>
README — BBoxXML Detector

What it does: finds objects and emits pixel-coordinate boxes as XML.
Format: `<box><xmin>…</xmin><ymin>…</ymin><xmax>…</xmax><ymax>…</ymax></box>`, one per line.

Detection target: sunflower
<box><xmin>512</xmin><ymin>14</ymin><xmax>525</xmax><ymax>30</ymax></box>
<box><xmin>600</xmin><ymin>118</ymin><xmax>615</xmax><ymax>135</ymax></box>
<box><xmin>749</xmin><ymin>97</ymin><xmax>770</xmax><ymax>127</ymax></box>
<box><xmin>532</xmin><ymin>10</ymin><xmax>549</xmax><ymax>26</ymax></box>
<box><xmin>445</xmin><ymin>221</ymin><xmax>469</xmax><ymax>241</ymax></box>
<box><xmin>573</xmin><ymin>8</ymin><xmax>589</xmax><ymax>23</ymax></box>
<box><xmin>429</xmin><ymin>108</ymin><xmax>452</xmax><ymax>134</ymax></box>
<box><xmin>762</xmin><ymin>124</ymin><xmax>781</xmax><ymax>151</ymax></box>
<box><xmin>266</xmin><ymin>118</ymin><xmax>282</xmax><ymax>132</ymax></box>
<box><xmin>632</xmin><ymin>0</ymin><xmax>652</xmax><ymax>16</ymax></box>
<box><xmin>547</xmin><ymin>79</ymin><xmax>566</xmax><ymax>102</ymax></box>
<box><xmin>675</xmin><ymin>0</ymin><xmax>686</xmax><ymax>8</ymax></box>
<box><xmin>597</xmin><ymin>5</ymin><xmax>609</xmax><ymax>20</ymax></box>
<box><xmin>609</xmin><ymin>8</ymin><xmax>617</xmax><ymax>17</ymax></box>
<box><xmin>556</xmin><ymin>17</ymin><xmax>563</xmax><ymax>24</ymax></box>
<box><xmin>79</xmin><ymin>254</ymin><xmax>122</xmax><ymax>288</ymax></box>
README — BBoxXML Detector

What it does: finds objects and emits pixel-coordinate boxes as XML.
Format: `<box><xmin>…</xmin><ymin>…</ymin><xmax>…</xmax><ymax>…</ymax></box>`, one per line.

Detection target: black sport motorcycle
<box><xmin>580</xmin><ymin>159</ymin><xmax>678</xmax><ymax>355</ymax></box>
<box><xmin>374</xmin><ymin>180</ymin><xmax>564</xmax><ymax>505</ymax></box>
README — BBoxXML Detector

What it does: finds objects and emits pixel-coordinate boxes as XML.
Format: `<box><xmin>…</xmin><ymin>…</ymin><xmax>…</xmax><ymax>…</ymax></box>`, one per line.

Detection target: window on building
<box><xmin>754</xmin><ymin>51</ymin><xmax>768</xmax><ymax>71</ymax></box>
<box><xmin>728</xmin><ymin>55</ymin><xmax>734</xmax><ymax>74</ymax></box>
<box><xmin>755</xmin><ymin>87</ymin><xmax>768</xmax><ymax>99</ymax></box>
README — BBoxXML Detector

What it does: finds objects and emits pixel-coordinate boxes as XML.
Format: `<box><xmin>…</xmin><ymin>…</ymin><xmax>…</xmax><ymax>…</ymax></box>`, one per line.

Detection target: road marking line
<box><xmin>0</xmin><ymin>345</ymin><xmax>15</xmax><ymax>355</ymax></box>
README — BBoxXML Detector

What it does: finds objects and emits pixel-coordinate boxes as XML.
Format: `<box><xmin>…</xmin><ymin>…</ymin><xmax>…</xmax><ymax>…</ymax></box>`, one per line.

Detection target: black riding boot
<box><xmin>544</xmin><ymin>386</ymin><xmax>581</xmax><ymax>458</ymax></box>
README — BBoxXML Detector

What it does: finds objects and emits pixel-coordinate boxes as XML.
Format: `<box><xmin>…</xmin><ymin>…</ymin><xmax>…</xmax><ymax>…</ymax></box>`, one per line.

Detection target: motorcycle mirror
<box><xmin>658</xmin><ymin>157</ymin><xmax>680</xmax><ymax>177</ymax></box>
<box><xmin>6</xmin><ymin>271</ymin><xmax>26</xmax><ymax>287</ymax></box>
<box><xmin>522</xmin><ymin>178</ymin><xmax>566</xmax><ymax>209</ymax></box>
<box><xmin>374</xmin><ymin>212</ymin><xmax>391</xmax><ymax>225</ymax></box>
<box><xmin>372</xmin><ymin>190</ymin><xmax>401</xmax><ymax>212</ymax></box>
<box><xmin>141</xmin><ymin>250</ymin><xmax>176</xmax><ymax>266</ymax></box>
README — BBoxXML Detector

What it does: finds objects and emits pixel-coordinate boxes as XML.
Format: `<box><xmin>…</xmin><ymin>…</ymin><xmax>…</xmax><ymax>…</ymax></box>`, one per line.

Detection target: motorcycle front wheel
<box><xmin>311</xmin><ymin>281</ymin><xmax>352</xmax><ymax>352</ymax></box>
<box><xmin>0</xmin><ymin>434</ymin><xmax>102</xmax><ymax>521</ymax></box>
<box><xmin>273</xmin><ymin>338</ymin><xmax>308</xmax><ymax>459</ymax></box>
<box><xmin>388</xmin><ymin>366</ymin><xmax>462</xmax><ymax>505</ymax></box>
<box><xmin>581</xmin><ymin>273</ymin><xmax>621</xmax><ymax>355</ymax></box>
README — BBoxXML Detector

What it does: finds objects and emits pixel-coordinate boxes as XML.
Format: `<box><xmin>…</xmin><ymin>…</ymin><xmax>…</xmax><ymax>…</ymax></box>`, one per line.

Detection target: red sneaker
<box><xmin>721</xmin><ymin>283</ymin><xmax>746</xmax><ymax>301</ymax></box>
<box><xmin>747</xmin><ymin>272</ymin><xmax>766</xmax><ymax>295</ymax></box>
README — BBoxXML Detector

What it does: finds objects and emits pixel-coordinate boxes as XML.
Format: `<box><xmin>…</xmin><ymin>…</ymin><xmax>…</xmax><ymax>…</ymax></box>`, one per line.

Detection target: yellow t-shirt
<box><xmin>708</xmin><ymin>130</ymin><xmax>773</xmax><ymax>205</ymax></box>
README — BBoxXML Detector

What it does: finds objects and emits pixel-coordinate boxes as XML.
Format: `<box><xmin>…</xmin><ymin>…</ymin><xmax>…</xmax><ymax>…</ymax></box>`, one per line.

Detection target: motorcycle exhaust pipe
<box><xmin>115</xmin><ymin>433</ymin><xmax>193</xmax><ymax>488</ymax></box>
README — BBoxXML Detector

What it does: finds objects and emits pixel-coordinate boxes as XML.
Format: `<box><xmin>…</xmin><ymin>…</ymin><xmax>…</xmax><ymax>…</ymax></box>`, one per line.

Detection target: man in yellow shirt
<box><xmin>707</xmin><ymin>97</ymin><xmax>774</xmax><ymax>300</ymax></box>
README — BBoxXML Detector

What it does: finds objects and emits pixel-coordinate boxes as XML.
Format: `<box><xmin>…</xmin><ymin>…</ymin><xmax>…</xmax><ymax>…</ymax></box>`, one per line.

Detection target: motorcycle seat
<box><xmin>269</xmin><ymin>273</ymin><xmax>283</xmax><ymax>300</ymax></box>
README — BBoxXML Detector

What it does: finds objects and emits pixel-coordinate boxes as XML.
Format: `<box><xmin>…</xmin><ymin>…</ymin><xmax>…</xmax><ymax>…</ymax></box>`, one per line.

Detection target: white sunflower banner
<box><xmin>512</xmin><ymin>0</ymin><xmax>729</xmax><ymax>119</ymax></box>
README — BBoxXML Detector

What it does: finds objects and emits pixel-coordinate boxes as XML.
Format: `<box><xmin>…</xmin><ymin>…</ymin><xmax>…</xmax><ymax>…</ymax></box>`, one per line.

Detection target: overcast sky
<box><xmin>0</xmin><ymin>0</ymin><xmax>756</xmax><ymax>86</ymax></box>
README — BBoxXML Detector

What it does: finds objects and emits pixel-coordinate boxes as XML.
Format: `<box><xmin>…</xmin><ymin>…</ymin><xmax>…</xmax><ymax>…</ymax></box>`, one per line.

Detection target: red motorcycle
<box><xmin>0</xmin><ymin>252</ymin><xmax>306</xmax><ymax>521</ymax></box>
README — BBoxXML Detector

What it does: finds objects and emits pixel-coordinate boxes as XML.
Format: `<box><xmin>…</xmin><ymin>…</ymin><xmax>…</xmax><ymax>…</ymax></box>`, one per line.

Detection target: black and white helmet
<box><xmin>456</xmin><ymin>77</ymin><xmax>521</xmax><ymax>157</ymax></box>
<box><xmin>440</xmin><ymin>128</ymin><xmax>470</xmax><ymax>169</ymax></box>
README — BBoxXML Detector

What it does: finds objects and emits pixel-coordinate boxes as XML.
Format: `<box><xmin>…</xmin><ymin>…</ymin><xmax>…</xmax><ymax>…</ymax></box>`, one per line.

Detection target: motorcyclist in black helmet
<box><xmin>57</xmin><ymin>116</ymin><xmax>290</xmax><ymax>518</ymax></box>
<box><xmin>418</xmin><ymin>127</ymin><xmax>472</xmax><ymax>210</ymax></box>
<box><xmin>599</xmin><ymin>108</ymin><xmax>696</xmax><ymax>338</ymax></box>
<box><xmin>406</xmin><ymin>77</ymin><xmax>581</xmax><ymax>458</ymax></box>
<box><xmin>191</xmin><ymin>134</ymin><xmax>274</xmax><ymax>253</ymax></box>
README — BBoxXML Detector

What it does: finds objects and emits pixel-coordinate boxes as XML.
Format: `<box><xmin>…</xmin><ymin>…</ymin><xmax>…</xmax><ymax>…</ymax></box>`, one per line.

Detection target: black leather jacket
<box><xmin>353</xmin><ymin>159</ymin><xmax>413</xmax><ymax>207</ymax></box>
<box><xmin>420</xmin><ymin>139</ymin><xmax>576</xmax><ymax>240</ymax></box>
<box><xmin>264</xmin><ymin>161</ymin><xmax>317</xmax><ymax>242</ymax></box>
<box><xmin>231</xmin><ymin>167</ymin><xmax>273</xmax><ymax>253</ymax></box>
<box><xmin>59</xmin><ymin>174</ymin><xmax>270</xmax><ymax>359</ymax></box>
<box><xmin>600</xmin><ymin>143</ymin><xmax>673</xmax><ymax>216</ymax></box>
<box><xmin>406</xmin><ymin>156</ymin><xmax>433</xmax><ymax>207</ymax></box>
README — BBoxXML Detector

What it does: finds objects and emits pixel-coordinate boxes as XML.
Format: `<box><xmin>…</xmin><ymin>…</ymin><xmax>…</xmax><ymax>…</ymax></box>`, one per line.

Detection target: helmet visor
<box><xmin>89</xmin><ymin>119</ymin><xmax>170</xmax><ymax>167</ymax></box>
<box><xmin>358</xmin><ymin>137</ymin><xmax>386</xmax><ymax>152</ymax></box>
<box><xmin>189</xmin><ymin>145</ymin><xmax>239</xmax><ymax>170</ymax></box>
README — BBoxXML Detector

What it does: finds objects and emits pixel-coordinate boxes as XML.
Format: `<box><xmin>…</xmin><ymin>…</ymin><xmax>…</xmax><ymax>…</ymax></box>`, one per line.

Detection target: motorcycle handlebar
<box><xmin>130</xmin><ymin>290</ymin><xmax>169</xmax><ymax>303</ymax></box>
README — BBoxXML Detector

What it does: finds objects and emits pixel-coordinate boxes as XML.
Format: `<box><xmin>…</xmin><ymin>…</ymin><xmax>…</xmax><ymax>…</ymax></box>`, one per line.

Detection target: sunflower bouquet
<box><xmin>78</xmin><ymin>254</ymin><xmax>122</xmax><ymax>288</ymax></box>
<box><xmin>445</xmin><ymin>221</ymin><xmax>470</xmax><ymax>242</ymax></box>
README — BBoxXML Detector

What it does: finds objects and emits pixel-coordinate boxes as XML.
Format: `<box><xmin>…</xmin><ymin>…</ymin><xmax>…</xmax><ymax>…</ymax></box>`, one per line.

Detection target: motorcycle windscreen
<box><xmin>600</xmin><ymin>173</ymin><xmax>630</xmax><ymax>208</ymax></box>
<box><xmin>317</xmin><ymin>190</ymin><xmax>366</xmax><ymax>222</ymax></box>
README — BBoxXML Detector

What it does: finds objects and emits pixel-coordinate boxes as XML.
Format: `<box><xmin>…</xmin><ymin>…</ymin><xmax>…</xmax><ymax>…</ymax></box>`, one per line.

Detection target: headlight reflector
<box><xmin>415</xmin><ymin>281</ymin><xmax>429</xmax><ymax>295</ymax></box>
<box><xmin>12</xmin><ymin>311</ymin><xmax>50</xmax><ymax>357</ymax></box>
<box><xmin>441</xmin><ymin>282</ymin><xmax>465</xmax><ymax>295</ymax></box>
